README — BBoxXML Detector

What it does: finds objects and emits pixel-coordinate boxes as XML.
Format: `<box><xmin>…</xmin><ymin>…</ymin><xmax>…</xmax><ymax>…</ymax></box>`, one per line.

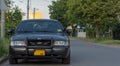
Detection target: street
<box><xmin>1</xmin><ymin>39</ymin><xmax>120</xmax><ymax>66</ymax></box>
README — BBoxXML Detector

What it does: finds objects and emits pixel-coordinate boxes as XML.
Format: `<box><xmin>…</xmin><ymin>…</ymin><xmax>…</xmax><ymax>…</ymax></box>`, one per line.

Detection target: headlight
<box><xmin>54</xmin><ymin>41</ymin><xmax>69</xmax><ymax>46</ymax></box>
<box><xmin>11</xmin><ymin>41</ymin><xmax>26</xmax><ymax>46</ymax></box>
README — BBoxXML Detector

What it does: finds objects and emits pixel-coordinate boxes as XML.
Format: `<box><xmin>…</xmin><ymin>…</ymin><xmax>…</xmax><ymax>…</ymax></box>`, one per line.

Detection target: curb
<box><xmin>0</xmin><ymin>56</ymin><xmax>8</xmax><ymax>64</ymax></box>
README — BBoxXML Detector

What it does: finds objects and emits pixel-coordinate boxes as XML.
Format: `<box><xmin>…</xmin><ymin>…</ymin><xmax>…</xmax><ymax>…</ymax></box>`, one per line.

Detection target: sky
<box><xmin>11</xmin><ymin>0</ymin><xmax>54</xmax><ymax>20</ymax></box>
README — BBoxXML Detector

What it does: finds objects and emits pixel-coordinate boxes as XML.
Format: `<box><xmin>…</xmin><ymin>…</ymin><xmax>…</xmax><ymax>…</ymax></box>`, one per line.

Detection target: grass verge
<box><xmin>86</xmin><ymin>38</ymin><xmax>120</xmax><ymax>45</ymax></box>
<box><xmin>71</xmin><ymin>37</ymin><xmax>120</xmax><ymax>45</ymax></box>
<box><xmin>0</xmin><ymin>38</ymin><xmax>10</xmax><ymax>58</ymax></box>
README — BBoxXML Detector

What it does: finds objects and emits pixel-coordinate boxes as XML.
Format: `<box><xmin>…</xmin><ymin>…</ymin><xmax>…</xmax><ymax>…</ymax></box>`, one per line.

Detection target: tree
<box><xmin>6</xmin><ymin>6</ymin><xmax>22</xmax><ymax>31</ymax></box>
<box><xmin>65</xmin><ymin>0</ymin><xmax>120</xmax><ymax>38</ymax></box>
<box><xmin>5</xmin><ymin>0</ymin><xmax>22</xmax><ymax>37</ymax></box>
<box><xmin>49</xmin><ymin>0</ymin><xmax>120</xmax><ymax>38</ymax></box>
<box><xmin>49</xmin><ymin>0</ymin><xmax>68</xmax><ymax>26</ymax></box>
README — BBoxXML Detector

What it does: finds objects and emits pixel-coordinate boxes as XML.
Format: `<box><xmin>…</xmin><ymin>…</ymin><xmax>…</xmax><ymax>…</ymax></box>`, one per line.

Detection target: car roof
<box><xmin>22</xmin><ymin>19</ymin><xmax>59</xmax><ymax>22</ymax></box>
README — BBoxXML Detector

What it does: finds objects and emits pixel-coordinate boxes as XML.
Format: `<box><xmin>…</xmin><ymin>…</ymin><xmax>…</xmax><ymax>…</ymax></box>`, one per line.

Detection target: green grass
<box><xmin>94</xmin><ymin>39</ymin><xmax>120</xmax><ymax>45</ymax></box>
<box><xmin>0</xmin><ymin>38</ymin><xmax>10</xmax><ymax>58</ymax></box>
<box><xmin>84</xmin><ymin>37</ymin><xmax>120</xmax><ymax>44</ymax></box>
<box><xmin>71</xmin><ymin>37</ymin><xmax>120</xmax><ymax>45</ymax></box>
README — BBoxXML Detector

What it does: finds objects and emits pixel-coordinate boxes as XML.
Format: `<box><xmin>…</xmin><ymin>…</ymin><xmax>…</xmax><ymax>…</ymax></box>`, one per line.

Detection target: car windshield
<box><xmin>16</xmin><ymin>21</ymin><xmax>63</xmax><ymax>33</ymax></box>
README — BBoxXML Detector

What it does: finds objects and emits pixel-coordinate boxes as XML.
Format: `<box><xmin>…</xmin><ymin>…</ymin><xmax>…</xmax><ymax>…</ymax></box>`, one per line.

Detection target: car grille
<box><xmin>28</xmin><ymin>39</ymin><xmax>51</xmax><ymax>46</ymax></box>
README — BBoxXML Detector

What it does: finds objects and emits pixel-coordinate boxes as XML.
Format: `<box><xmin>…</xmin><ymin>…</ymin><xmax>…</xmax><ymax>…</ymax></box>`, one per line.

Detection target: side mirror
<box><xmin>64</xmin><ymin>28</ymin><xmax>72</xmax><ymax>34</ymax></box>
<box><xmin>8</xmin><ymin>29</ymin><xmax>15</xmax><ymax>34</ymax></box>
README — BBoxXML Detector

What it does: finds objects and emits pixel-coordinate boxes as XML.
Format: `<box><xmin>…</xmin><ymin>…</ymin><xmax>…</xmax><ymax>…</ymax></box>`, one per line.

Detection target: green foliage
<box><xmin>66</xmin><ymin>0</ymin><xmax>120</xmax><ymax>37</ymax></box>
<box><xmin>5</xmin><ymin>0</ymin><xmax>22</xmax><ymax>37</ymax></box>
<box><xmin>0</xmin><ymin>38</ymin><xmax>9</xmax><ymax>57</ymax></box>
<box><xmin>49</xmin><ymin>0</ymin><xmax>120</xmax><ymax>38</ymax></box>
<box><xmin>6</xmin><ymin>7</ymin><xmax>22</xmax><ymax>30</ymax></box>
<box><xmin>0</xmin><ymin>0</ymin><xmax>22</xmax><ymax>57</ymax></box>
<box><xmin>49</xmin><ymin>0</ymin><xmax>68</xmax><ymax>26</ymax></box>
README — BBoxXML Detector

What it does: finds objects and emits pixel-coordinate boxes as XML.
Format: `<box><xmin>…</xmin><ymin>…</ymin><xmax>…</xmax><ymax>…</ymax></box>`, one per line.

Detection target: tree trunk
<box><xmin>95</xmin><ymin>23</ymin><xmax>101</xmax><ymax>38</ymax></box>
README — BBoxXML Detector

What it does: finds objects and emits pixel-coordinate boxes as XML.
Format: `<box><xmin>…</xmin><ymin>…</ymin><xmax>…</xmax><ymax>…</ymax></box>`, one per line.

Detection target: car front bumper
<box><xmin>9</xmin><ymin>46</ymin><xmax>70</xmax><ymax>59</ymax></box>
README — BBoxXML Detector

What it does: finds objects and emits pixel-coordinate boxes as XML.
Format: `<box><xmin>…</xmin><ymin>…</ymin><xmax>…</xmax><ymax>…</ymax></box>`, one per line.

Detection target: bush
<box><xmin>96</xmin><ymin>37</ymin><xmax>106</xmax><ymax>41</ymax></box>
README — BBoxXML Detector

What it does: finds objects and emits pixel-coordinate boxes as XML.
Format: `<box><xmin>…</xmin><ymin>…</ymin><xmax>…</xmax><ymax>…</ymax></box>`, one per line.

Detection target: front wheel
<box><xmin>62</xmin><ymin>54</ymin><xmax>70</xmax><ymax>64</ymax></box>
<box><xmin>9</xmin><ymin>56</ymin><xmax>18</xmax><ymax>64</ymax></box>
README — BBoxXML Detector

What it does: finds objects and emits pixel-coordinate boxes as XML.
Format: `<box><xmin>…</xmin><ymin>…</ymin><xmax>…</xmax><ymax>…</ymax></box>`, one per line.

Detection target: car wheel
<box><xmin>9</xmin><ymin>57</ymin><xmax>18</xmax><ymax>64</ymax></box>
<box><xmin>62</xmin><ymin>54</ymin><xmax>70</xmax><ymax>64</ymax></box>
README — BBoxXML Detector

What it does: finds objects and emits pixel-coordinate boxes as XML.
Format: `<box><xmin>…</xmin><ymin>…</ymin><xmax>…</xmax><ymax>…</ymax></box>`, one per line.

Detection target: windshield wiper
<box><xmin>35</xmin><ymin>30</ymin><xmax>55</xmax><ymax>33</ymax></box>
<box><xmin>17</xmin><ymin>31</ymin><xmax>33</xmax><ymax>33</ymax></box>
<box><xmin>35</xmin><ymin>30</ymin><xmax>64</xmax><ymax>33</ymax></box>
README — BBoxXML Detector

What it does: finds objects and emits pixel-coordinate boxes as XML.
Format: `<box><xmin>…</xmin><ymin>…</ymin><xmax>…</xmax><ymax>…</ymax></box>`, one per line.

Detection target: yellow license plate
<box><xmin>34</xmin><ymin>50</ymin><xmax>45</xmax><ymax>56</ymax></box>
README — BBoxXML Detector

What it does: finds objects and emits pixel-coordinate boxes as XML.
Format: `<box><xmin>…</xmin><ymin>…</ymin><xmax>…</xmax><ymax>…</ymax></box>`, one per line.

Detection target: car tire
<box><xmin>62</xmin><ymin>54</ymin><xmax>70</xmax><ymax>64</ymax></box>
<box><xmin>9</xmin><ymin>57</ymin><xmax>18</xmax><ymax>64</ymax></box>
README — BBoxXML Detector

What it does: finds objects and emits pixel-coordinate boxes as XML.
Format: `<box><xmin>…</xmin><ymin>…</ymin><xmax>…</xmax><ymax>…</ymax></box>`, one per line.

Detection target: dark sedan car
<box><xmin>9</xmin><ymin>19</ymin><xmax>70</xmax><ymax>64</ymax></box>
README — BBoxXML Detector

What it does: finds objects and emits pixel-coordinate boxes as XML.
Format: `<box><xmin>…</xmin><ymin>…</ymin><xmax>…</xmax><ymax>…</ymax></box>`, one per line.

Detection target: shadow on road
<box><xmin>15</xmin><ymin>59</ymin><xmax>67</xmax><ymax>65</ymax></box>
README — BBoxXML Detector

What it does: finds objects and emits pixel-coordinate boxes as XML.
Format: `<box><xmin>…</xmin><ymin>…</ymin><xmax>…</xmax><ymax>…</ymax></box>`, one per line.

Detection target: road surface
<box><xmin>1</xmin><ymin>39</ymin><xmax>120</xmax><ymax>66</ymax></box>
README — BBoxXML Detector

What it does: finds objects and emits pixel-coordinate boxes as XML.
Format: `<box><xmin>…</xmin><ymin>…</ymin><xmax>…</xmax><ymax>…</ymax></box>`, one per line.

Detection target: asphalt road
<box><xmin>1</xmin><ymin>39</ymin><xmax>120</xmax><ymax>66</ymax></box>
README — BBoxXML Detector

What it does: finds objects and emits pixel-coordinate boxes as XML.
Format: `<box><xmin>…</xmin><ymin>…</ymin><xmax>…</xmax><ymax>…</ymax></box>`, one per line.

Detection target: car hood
<box><xmin>11</xmin><ymin>33</ymin><xmax>68</xmax><ymax>41</ymax></box>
